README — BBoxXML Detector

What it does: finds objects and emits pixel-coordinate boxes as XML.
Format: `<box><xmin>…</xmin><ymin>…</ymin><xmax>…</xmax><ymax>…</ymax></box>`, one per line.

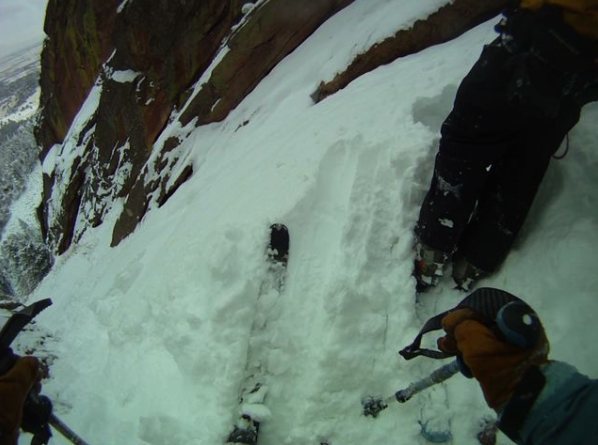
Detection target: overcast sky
<box><xmin>0</xmin><ymin>0</ymin><xmax>47</xmax><ymax>58</ymax></box>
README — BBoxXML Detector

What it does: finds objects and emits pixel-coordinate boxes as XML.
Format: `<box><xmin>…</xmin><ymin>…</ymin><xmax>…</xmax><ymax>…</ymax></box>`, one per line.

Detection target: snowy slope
<box><xmin>0</xmin><ymin>42</ymin><xmax>42</xmax><ymax>236</ymax></box>
<box><xmin>7</xmin><ymin>1</ymin><xmax>598</xmax><ymax>445</ymax></box>
<box><xmin>0</xmin><ymin>43</ymin><xmax>41</xmax><ymax>122</ymax></box>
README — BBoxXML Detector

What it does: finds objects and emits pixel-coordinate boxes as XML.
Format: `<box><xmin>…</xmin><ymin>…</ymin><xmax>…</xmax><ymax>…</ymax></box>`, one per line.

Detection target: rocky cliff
<box><xmin>36</xmin><ymin>0</ymin><xmax>507</xmax><ymax>254</ymax></box>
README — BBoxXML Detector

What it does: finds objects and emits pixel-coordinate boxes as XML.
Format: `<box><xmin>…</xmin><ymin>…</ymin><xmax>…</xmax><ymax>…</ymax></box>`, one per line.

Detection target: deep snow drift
<box><xmin>5</xmin><ymin>1</ymin><xmax>598</xmax><ymax>444</ymax></box>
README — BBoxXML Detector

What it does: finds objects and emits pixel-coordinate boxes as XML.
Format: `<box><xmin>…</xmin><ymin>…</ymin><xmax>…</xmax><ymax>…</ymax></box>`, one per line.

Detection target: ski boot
<box><xmin>413</xmin><ymin>243</ymin><xmax>448</xmax><ymax>293</ymax></box>
<box><xmin>226</xmin><ymin>415</ymin><xmax>259</xmax><ymax>445</ymax></box>
<box><xmin>452</xmin><ymin>255</ymin><xmax>487</xmax><ymax>292</ymax></box>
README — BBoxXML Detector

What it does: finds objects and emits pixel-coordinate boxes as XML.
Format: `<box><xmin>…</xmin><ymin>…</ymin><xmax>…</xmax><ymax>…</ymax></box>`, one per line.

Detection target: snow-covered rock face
<box><xmin>35</xmin><ymin>0</ymin><xmax>508</xmax><ymax>255</ymax></box>
<box><xmin>36</xmin><ymin>0</ymin><xmax>357</xmax><ymax>254</ymax></box>
<box><xmin>10</xmin><ymin>1</ymin><xmax>598</xmax><ymax>444</ymax></box>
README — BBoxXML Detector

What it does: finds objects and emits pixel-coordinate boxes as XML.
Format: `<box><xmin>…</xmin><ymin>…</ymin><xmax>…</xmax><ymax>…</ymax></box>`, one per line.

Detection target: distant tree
<box><xmin>0</xmin><ymin>118</ymin><xmax>51</xmax><ymax>299</ymax></box>
<box><xmin>0</xmin><ymin>55</ymin><xmax>49</xmax><ymax>300</ymax></box>
<box><xmin>0</xmin><ymin>117</ymin><xmax>38</xmax><ymax>232</ymax></box>
<box><xmin>0</xmin><ymin>267</ymin><xmax>14</xmax><ymax>300</ymax></box>
<box><xmin>0</xmin><ymin>220</ymin><xmax>54</xmax><ymax>298</ymax></box>
<box><xmin>0</xmin><ymin>119</ymin><xmax>21</xmax><ymax>144</ymax></box>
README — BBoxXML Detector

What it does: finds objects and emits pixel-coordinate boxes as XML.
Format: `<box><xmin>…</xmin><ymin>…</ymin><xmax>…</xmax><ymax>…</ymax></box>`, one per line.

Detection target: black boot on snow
<box><xmin>268</xmin><ymin>224</ymin><xmax>289</xmax><ymax>265</ymax></box>
<box><xmin>452</xmin><ymin>255</ymin><xmax>487</xmax><ymax>292</ymax></box>
<box><xmin>226</xmin><ymin>415</ymin><xmax>259</xmax><ymax>445</ymax></box>
<box><xmin>413</xmin><ymin>242</ymin><xmax>448</xmax><ymax>292</ymax></box>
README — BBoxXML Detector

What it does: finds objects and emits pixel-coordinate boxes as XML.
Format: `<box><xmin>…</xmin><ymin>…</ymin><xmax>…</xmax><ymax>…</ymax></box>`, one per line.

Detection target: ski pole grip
<box><xmin>400</xmin><ymin>288</ymin><xmax>544</xmax><ymax>361</ymax></box>
<box><xmin>496</xmin><ymin>301</ymin><xmax>542</xmax><ymax>349</ymax></box>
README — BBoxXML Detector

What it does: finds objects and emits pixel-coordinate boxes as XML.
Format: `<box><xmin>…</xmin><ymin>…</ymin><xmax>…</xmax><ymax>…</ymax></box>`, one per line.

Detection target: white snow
<box><xmin>1</xmin><ymin>163</ymin><xmax>43</xmax><ymax>243</ymax></box>
<box><xmin>241</xmin><ymin>3</ymin><xmax>256</xmax><ymax>15</ymax></box>
<box><xmin>110</xmin><ymin>69</ymin><xmax>141</xmax><ymax>84</ymax></box>
<box><xmin>0</xmin><ymin>88</ymin><xmax>40</xmax><ymax>124</ymax></box>
<box><xmin>41</xmin><ymin>79</ymin><xmax>104</xmax><ymax>233</ymax></box>
<box><xmin>6</xmin><ymin>1</ymin><xmax>598</xmax><ymax>445</ymax></box>
<box><xmin>439</xmin><ymin>218</ymin><xmax>454</xmax><ymax>229</ymax></box>
<box><xmin>117</xmin><ymin>0</ymin><xmax>130</xmax><ymax>14</ymax></box>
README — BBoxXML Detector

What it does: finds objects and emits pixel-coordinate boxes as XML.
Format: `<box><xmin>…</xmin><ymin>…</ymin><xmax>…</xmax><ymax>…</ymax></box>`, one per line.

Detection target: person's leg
<box><xmin>416</xmin><ymin>8</ymin><xmax>596</xmax><ymax>291</ymax></box>
<box><xmin>456</xmin><ymin>102</ymin><xmax>582</xmax><ymax>275</ymax></box>
<box><xmin>415</xmin><ymin>150</ymin><xmax>491</xmax><ymax>253</ymax></box>
<box><xmin>415</xmin><ymin>41</ymin><xmax>523</xmax><ymax>287</ymax></box>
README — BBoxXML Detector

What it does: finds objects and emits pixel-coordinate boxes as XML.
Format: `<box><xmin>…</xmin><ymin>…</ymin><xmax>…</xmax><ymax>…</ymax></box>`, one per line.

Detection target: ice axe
<box><xmin>363</xmin><ymin>288</ymin><xmax>544</xmax><ymax>418</ymax></box>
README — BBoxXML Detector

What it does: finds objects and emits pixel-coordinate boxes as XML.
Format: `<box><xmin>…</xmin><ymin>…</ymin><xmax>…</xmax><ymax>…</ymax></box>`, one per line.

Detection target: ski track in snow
<box><xmin>6</xmin><ymin>1</ymin><xmax>598</xmax><ymax>444</ymax></box>
<box><xmin>268</xmin><ymin>138</ymin><xmax>409</xmax><ymax>444</ymax></box>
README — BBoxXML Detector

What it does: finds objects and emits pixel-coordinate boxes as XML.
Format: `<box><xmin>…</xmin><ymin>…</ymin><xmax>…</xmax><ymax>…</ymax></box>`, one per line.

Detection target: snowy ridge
<box><xmin>0</xmin><ymin>43</ymin><xmax>41</xmax><ymax>82</ymax></box>
<box><xmin>8</xmin><ymin>1</ymin><xmax>598</xmax><ymax>445</ymax></box>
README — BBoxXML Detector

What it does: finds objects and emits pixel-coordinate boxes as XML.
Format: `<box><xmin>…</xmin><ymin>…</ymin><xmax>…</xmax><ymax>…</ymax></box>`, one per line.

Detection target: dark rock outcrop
<box><xmin>38</xmin><ymin>0</ymin><xmax>246</xmax><ymax>253</ymax></box>
<box><xmin>35</xmin><ymin>0</ymin><xmax>117</xmax><ymax>157</ymax></box>
<box><xmin>178</xmin><ymin>0</ymin><xmax>355</xmax><ymax>126</ymax></box>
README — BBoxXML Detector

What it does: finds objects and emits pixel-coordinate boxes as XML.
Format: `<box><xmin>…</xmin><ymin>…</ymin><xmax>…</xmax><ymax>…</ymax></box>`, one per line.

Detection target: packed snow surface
<box><xmin>6</xmin><ymin>1</ymin><xmax>598</xmax><ymax>444</ymax></box>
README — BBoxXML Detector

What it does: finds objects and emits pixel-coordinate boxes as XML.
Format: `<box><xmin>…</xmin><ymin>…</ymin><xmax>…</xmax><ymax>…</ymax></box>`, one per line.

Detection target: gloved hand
<box><xmin>21</xmin><ymin>394</ymin><xmax>53</xmax><ymax>444</ymax></box>
<box><xmin>0</xmin><ymin>356</ymin><xmax>41</xmax><ymax>445</ymax></box>
<box><xmin>437</xmin><ymin>308</ymin><xmax>549</xmax><ymax>411</ymax></box>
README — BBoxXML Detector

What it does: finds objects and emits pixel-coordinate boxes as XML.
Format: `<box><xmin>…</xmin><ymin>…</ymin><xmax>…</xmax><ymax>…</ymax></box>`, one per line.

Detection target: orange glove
<box><xmin>438</xmin><ymin>309</ymin><xmax>549</xmax><ymax>411</ymax></box>
<box><xmin>0</xmin><ymin>357</ymin><xmax>41</xmax><ymax>445</ymax></box>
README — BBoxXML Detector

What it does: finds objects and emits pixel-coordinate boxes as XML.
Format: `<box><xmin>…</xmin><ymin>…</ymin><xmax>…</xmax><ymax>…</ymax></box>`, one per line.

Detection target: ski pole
<box><xmin>26</xmin><ymin>393</ymin><xmax>91</xmax><ymax>445</ymax></box>
<box><xmin>362</xmin><ymin>360</ymin><xmax>460</xmax><ymax>418</ymax></box>
<box><xmin>49</xmin><ymin>413</ymin><xmax>90</xmax><ymax>445</ymax></box>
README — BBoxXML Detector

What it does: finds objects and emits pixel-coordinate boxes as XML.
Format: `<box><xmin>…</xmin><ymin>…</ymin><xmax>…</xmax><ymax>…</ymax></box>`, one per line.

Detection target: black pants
<box><xmin>415</xmin><ymin>11</ymin><xmax>596</xmax><ymax>272</ymax></box>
